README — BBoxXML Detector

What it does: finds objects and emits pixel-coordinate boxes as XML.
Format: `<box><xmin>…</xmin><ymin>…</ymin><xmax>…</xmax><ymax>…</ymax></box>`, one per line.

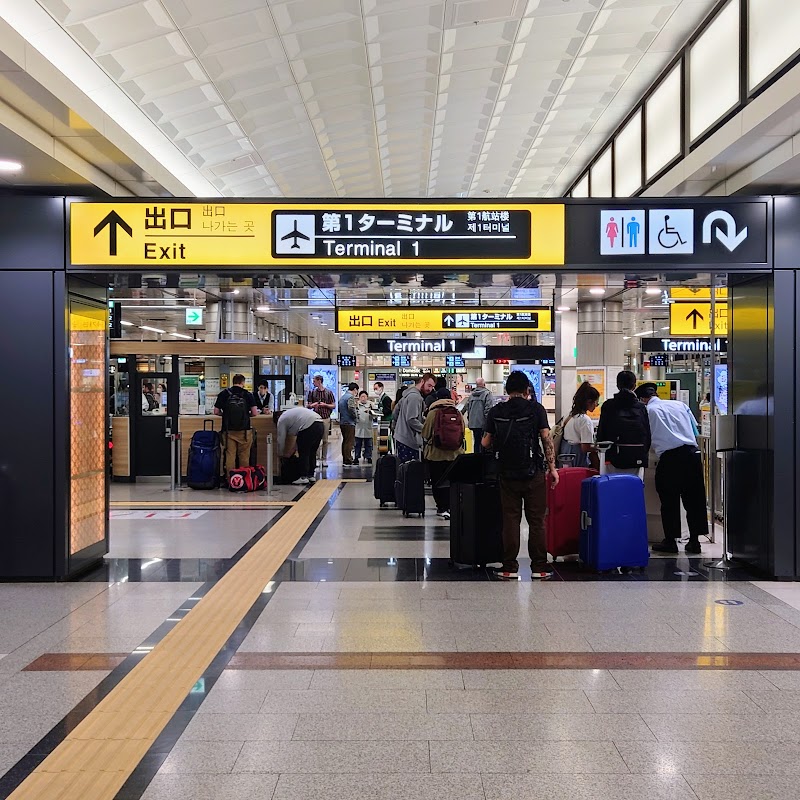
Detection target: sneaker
<box><xmin>530</xmin><ymin>568</ymin><xmax>554</xmax><ymax>580</ymax></box>
<box><xmin>291</xmin><ymin>477</ymin><xmax>310</xmax><ymax>486</ymax></box>
<box><xmin>492</xmin><ymin>570</ymin><xmax>520</xmax><ymax>581</ymax></box>
<box><xmin>307</xmin><ymin>476</ymin><xmax>317</xmax><ymax>485</ymax></box>
<box><xmin>652</xmin><ymin>539</ymin><xmax>679</xmax><ymax>554</ymax></box>
<box><xmin>437</xmin><ymin>510</ymin><xmax>451</xmax><ymax>520</ymax></box>
<box><xmin>684</xmin><ymin>540</ymin><xmax>702</xmax><ymax>555</ymax></box>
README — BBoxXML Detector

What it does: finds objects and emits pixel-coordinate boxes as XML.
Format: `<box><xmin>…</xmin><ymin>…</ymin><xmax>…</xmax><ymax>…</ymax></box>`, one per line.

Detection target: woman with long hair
<box><xmin>560</xmin><ymin>381</ymin><xmax>600</xmax><ymax>469</ymax></box>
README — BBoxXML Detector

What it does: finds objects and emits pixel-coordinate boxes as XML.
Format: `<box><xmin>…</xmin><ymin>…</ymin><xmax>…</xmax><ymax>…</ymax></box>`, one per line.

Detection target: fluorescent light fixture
<box><xmin>232</xmin><ymin>289</ymin><xmax>240</xmax><ymax>295</ymax></box>
<box><xmin>623</xmin><ymin>336</ymin><xmax>632</xmax><ymax>340</ymax></box>
<box><xmin>635</xmin><ymin>330</ymin><xmax>655</xmax><ymax>337</ymax></box>
<box><xmin>171</xmin><ymin>332</ymin><xmax>192</xmax><ymax>339</ymax></box>
<box><xmin>0</xmin><ymin>160</ymin><xmax>22</xmax><ymax>172</ymax></box>
<box><xmin>557</xmin><ymin>306</ymin><xmax>570</xmax><ymax>311</ymax></box>
<box><xmin>256</xmin><ymin>306</ymin><xmax>270</xmax><ymax>312</ymax></box>
<box><xmin>645</xmin><ymin>288</ymin><xmax>662</xmax><ymax>295</ymax></box>
<box><xmin>139</xmin><ymin>325</ymin><xmax>165</xmax><ymax>334</ymax></box>
<box><xmin>120</xmin><ymin>320</ymin><xmax>134</xmax><ymax>326</ymax></box>
<box><xmin>589</xmin><ymin>288</ymin><xmax>605</xmax><ymax>295</ymax></box>
<box><xmin>661</xmin><ymin>326</ymin><xmax>670</xmax><ymax>330</ymax></box>
<box><xmin>0</xmin><ymin>3</ymin><xmax>220</xmax><ymax>197</ymax></box>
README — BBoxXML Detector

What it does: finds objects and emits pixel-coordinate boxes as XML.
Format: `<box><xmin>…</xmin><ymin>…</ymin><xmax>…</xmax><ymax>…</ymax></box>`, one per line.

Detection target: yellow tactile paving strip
<box><xmin>10</xmin><ymin>480</ymin><xmax>339</xmax><ymax>800</ymax></box>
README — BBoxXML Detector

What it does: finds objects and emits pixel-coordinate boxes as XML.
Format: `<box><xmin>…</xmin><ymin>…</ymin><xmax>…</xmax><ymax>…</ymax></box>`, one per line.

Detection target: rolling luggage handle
<box><xmin>580</xmin><ymin>510</ymin><xmax>591</xmax><ymax>531</ymax></box>
<box><xmin>596</xmin><ymin>441</ymin><xmax>613</xmax><ymax>476</ymax></box>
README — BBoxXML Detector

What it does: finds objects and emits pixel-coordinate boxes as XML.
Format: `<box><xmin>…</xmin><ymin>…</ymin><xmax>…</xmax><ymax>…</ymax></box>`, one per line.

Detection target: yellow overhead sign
<box><xmin>336</xmin><ymin>308</ymin><xmax>554</xmax><ymax>333</ymax></box>
<box><xmin>670</xmin><ymin>287</ymin><xmax>728</xmax><ymax>300</ymax></box>
<box><xmin>70</xmin><ymin>201</ymin><xmax>565</xmax><ymax>267</ymax></box>
<box><xmin>670</xmin><ymin>301</ymin><xmax>728</xmax><ymax>336</ymax></box>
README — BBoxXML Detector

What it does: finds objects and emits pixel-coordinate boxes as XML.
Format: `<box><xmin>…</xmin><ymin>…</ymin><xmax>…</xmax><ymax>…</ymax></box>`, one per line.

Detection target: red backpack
<box><xmin>433</xmin><ymin>405</ymin><xmax>463</xmax><ymax>451</ymax></box>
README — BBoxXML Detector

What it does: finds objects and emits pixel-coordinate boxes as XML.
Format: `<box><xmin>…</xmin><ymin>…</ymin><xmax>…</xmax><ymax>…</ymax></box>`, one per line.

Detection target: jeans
<box><xmin>655</xmin><ymin>445</ymin><xmax>708</xmax><ymax>541</ymax></box>
<box><xmin>427</xmin><ymin>459</ymin><xmax>451</xmax><ymax>513</ymax></box>
<box><xmin>499</xmin><ymin>472</ymin><xmax>548</xmax><ymax>572</ymax></box>
<box><xmin>340</xmin><ymin>424</ymin><xmax>356</xmax><ymax>465</ymax></box>
<box><xmin>471</xmin><ymin>429</ymin><xmax>483</xmax><ymax>454</ymax></box>
<box><xmin>297</xmin><ymin>422</ymin><xmax>324</xmax><ymax>478</ymax></box>
<box><xmin>354</xmin><ymin>437</ymin><xmax>373</xmax><ymax>461</ymax></box>
<box><xmin>317</xmin><ymin>417</ymin><xmax>331</xmax><ymax>462</ymax></box>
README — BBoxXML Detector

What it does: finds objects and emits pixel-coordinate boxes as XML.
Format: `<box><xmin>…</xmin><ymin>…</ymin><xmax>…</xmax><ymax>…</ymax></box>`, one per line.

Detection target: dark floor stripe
<box><xmin>225</xmin><ymin>651</ymin><xmax>800</xmax><ymax>670</ymax></box>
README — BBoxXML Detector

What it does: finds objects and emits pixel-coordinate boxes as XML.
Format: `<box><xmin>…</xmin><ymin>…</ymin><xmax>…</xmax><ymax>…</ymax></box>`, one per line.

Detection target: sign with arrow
<box><xmin>670</xmin><ymin>301</ymin><xmax>728</xmax><ymax>335</ymax></box>
<box><xmin>185</xmin><ymin>307</ymin><xmax>203</xmax><ymax>326</ymax></box>
<box><xmin>336</xmin><ymin>307</ymin><xmax>553</xmax><ymax>333</ymax></box>
<box><xmin>702</xmin><ymin>210</ymin><xmax>748</xmax><ymax>252</ymax></box>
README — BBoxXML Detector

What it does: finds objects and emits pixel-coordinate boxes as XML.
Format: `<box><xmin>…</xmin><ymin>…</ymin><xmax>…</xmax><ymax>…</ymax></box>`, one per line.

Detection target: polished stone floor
<box><xmin>0</xmin><ymin>445</ymin><xmax>796</xmax><ymax>800</ymax></box>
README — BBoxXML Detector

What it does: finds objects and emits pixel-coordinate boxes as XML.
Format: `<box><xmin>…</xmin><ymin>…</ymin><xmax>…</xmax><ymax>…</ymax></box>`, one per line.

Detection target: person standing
<box><xmin>277</xmin><ymin>405</ymin><xmax>324</xmax><ymax>486</ymax></box>
<box><xmin>307</xmin><ymin>374</ymin><xmax>336</xmax><ymax>467</ymax></box>
<box><xmin>393</xmin><ymin>373</ymin><xmax>436</xmax><ymax>463</ymax></box>
<box><xmin>373</xmin><ymin>381</ymin><xmax>393</xmax><ymax>422</ymax></box>
<box><xmin>354</xmin><ymin>390</ymin><xmax>375</xmax><ymax>463</ymax></box>
<box><xmin>213</xmin><ymin>374</ymin><xmax>259</xmax><ymax>481</ymax></box>
<box><xmin>255</xmin><ymin>382</ymin><xmax>272</xmax><ymax>414</ymax></box>
<box><xmin>634</xmin><ymin>383</ymin><xmax>707</xmax><ymax>555</ymax></box>
<box><xmin>424</xmin><ymin>376</ymin><xmax>447</xmax><ymax>413</ymax></box>
<box><xmin>482</xmin><ymin>371</ymin><xmax>559</xmax><ymax>580</ymax></box>
<box><xmin>596</xmin><ymin>370</ymin><xmax>651</xmax><ymax>475</ymax></box>
<box><xmin>421</xmin><ymin>392</ymin><xmax>465</xmax><ymax>519</ymax></box>
<box><xmin>338</xmin><ymin>382</ymin><xmax>359</xmax><ymax>467</ymax></box>
<box><xmin>465</xmin><ymin>378</ymin><xmax>493</xmax><ymax>454</ymax></box>
<box><xmin>559</xmin><ymin>382</ymin><xmax>600</xmax><ymax>470</ymax></box>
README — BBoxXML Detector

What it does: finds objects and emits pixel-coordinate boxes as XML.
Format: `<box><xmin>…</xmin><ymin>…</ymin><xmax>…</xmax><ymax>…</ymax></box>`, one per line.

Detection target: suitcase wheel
<box><xmin>379</xmin><ymin>502</ymin><xmax>386</xmax><ymax>508</ymax></box>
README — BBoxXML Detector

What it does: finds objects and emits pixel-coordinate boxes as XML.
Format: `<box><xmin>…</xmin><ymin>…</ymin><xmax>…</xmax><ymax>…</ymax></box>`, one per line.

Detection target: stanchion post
<box><xmin>266</xmin><ymin>433</ymin><xmax>275</xmax><ymax>494</ymax></box>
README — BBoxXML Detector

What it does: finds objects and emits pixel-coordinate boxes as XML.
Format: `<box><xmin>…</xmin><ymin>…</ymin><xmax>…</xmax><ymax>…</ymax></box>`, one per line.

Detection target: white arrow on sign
<box><xmin>702</xmin><ymin>210</ymin><xmax>748</xmax><ymax>252</ymax></box>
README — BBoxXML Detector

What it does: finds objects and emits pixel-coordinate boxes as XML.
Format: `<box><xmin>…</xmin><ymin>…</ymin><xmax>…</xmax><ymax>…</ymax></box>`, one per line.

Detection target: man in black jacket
<box><xmin>596</xmin><ymin>370</ymin><xmax>651</xmax><ymax>474</ymax></box>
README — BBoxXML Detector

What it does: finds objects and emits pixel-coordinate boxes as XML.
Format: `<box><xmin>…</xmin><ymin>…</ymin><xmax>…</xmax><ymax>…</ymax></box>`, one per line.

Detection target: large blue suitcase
<box><xmin>579</xmin><ymin>474</ymin><xmax>649</xmax><ymax>571</ymax></box>
<box><xmin>187</xmin><ymin>420</ymin><xmax>221</xmax><ymax>490</ymax></box>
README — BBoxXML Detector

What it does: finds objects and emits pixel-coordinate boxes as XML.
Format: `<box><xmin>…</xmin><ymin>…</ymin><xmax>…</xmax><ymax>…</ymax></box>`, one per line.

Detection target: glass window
<box><xmin>572</xmin><ymin>173</ymin><xmax>589</xmax><ymax>198</ymax></box>
<box><xmin>646</xmin><ymin>63</ymin><xmax>682</xmax><ymax>180</ymax></box>
<box><xmin>749</xmin><ymin>0</ymin><xmax>800</xmax><ymax>91</ymax></box>
<box><xmin>614</xmin><ymin>110</ymin><xmax>642</xmax><ymax>197</ymax></box>
<box><xmin>689</xmin><ymin>0</ymin><xmax>740</xmax><ymax>142</ymax></box>
<box><xmin>589</xmin><ymin>146</ymin><xmax>612</xmax><ymax>197</ymax></box>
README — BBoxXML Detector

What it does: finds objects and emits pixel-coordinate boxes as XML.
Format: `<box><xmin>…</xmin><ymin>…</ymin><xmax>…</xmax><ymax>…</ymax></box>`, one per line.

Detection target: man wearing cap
<box><xmin>634</xmin><ymin>383</ymin><xmax>708</xmax><ymax>555</ymax></box>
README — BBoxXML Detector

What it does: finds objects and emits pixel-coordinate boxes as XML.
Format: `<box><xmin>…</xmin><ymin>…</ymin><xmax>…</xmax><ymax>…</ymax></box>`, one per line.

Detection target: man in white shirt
<box><xmin>277</xmin><ymin>406</ymin><xmax>324</xmax><ymax>485</ymax></box>
<box><xmin>634</xmin><ymin>383</ymin><xmax>708</xmax><ymax>555</ymax></box>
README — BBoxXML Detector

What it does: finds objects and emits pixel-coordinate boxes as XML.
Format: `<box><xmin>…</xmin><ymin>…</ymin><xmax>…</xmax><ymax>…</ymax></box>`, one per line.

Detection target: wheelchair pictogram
<box><xmin>657</xmin><ymin>215</ymin><xmax>686</xmax><ymax>249</ymax></box>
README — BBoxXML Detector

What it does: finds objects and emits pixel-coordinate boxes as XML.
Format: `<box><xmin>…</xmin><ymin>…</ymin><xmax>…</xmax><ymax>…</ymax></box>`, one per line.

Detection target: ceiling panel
<box><xmin>33</xmin><ymin>0</ymin><xmax>720</xmax><ymax>197</ymax></box>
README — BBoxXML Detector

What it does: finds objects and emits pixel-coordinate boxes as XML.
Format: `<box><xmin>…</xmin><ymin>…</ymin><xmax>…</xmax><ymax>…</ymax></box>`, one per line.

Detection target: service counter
<box><xmin>179</xmin><ymin>415</ymin><xmax>281</xmax><ymax>477</ymax></box>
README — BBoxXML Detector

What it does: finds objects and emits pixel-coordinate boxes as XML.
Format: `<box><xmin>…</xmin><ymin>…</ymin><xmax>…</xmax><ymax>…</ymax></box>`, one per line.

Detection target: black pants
<box><xmin>471</xmin><ymin>429</ymin><xmax>484</xmax><ymax>454</ymax></box>
<box><xmin>655</xmin><ymin>445</ymin><xmax>709</xmax><ymax>542</ymax></box>
<box><xmin>297</xmin><ymin>422</ymin><xmax>324</xmax><ymax>478</ymax></box>
<box><xmin>427</xmin><ymin>460</ymin><xmax>452</xmax><ymax>513</ymax></box>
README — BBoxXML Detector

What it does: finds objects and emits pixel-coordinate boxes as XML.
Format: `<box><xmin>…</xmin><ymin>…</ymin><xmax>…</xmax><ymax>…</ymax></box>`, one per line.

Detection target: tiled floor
<box><xmin>0</xmin><ymin>448</ymin><xmax>796</xmax><ymax>800</ymax></box>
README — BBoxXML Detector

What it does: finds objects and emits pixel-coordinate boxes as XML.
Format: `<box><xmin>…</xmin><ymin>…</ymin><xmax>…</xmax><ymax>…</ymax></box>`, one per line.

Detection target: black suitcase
<box><xmin>395</xmin><ymin>460</ymin><xmax>426</xmax><ymax>517</ymax></box>
<box><xmin>450</xmin><ymin>482</ymin><xmax>504</xmax><ymax>567</ymax></box>
<box><xmin>373</xmin><ymin>454</ymin><xmax>397</xmax><ymax>507</ymax></box>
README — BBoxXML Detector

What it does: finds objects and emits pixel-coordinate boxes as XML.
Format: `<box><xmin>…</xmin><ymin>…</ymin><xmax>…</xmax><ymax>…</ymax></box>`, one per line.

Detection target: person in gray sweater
<box><xmin>393</xmin><ymin>373</ymin><xmax>435</xmax><ymax>463</ymax></box>
<box><xmin>466</xmin><ymin>378</ymin><xmax>493</xmax><ymax>453</ymax></box>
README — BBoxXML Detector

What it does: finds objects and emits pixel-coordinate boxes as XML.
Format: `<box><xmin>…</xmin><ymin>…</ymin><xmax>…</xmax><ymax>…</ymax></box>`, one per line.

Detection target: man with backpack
<box><xmin>393</xmin><ymin>373</ymin><xmax>436</xmax><ymax>463</ymax></box>
<box><xmin>596</xmin><ymin>370</ymin><xmax>651</xmax><ymax>475</ymax></box>
<box><xmin>482</xmin><ymin>371</ymin><xmax>559</xmax><ymax>580</ymax></box>
<box><xmin>213</xmin><ymin>374</ymin><xmax>259</xmax><ymax>481</ymax></box>
<box><xmin>421</xmin><ymin>390</ymin><xmax>465</xmax><ymax>519</ymax></box>
<box><xmin>465</xmin><ymin>378</ymin><xmax>493</xmax><ymax>453</ymax></box>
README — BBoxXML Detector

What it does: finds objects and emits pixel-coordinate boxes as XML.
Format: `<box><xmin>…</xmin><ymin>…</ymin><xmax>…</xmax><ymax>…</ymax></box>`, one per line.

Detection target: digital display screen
<box><xmin>391</xmin><ymin>354</ymin><xmax>412</xmax><ymax>367</ymax></box>
<box><xmin>337</xmin><ymin>354</ymin><xmax>357</xmax><ymax>367</ymax></box>
<box><xmin>445</xmin><ymin>355</ymin><xmax>465</xmax><ymax>367</ymax></box>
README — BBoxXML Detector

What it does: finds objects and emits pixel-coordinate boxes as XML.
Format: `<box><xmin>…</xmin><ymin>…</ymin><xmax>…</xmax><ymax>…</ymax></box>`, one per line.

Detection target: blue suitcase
<box><xmin>187</xmin><ymin>420</ymin><xmax>221</xmax><ymax>489</ymax></box>
<box><xmin>579</xmin><ymin>475</ymin><xmax>649</xmax><ymax>571</ymax></box>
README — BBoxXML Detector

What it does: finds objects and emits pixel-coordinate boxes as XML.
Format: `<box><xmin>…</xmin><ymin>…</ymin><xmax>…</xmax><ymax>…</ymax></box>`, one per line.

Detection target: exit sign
<box><xmin>185</xmin><ymin>307</ymin><xmax>204</xmax><ymax>326</ymax></box>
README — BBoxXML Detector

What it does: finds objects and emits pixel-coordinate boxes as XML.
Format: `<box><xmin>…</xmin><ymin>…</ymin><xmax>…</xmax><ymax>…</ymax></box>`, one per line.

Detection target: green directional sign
<box><xmin>185</xmin><ymin>307</ymin><xmax>203</xmax><ymax>326</ymax></box>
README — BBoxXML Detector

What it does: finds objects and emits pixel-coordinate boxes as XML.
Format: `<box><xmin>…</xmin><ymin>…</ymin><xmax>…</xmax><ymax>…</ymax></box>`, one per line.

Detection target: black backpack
<box><xmin>223</xmin><ymin>388</ymin><xmax>249</xmax><ymax>432</ymax></box>
<box><xmin>492</xmin><ymin>412</ymin><xmax>543</xmax><ymax>479</ymax></box>
<box><xmin>609</xmin><ymin>405</ymin><xmax>648</xmax><ymax>468</ymax></box>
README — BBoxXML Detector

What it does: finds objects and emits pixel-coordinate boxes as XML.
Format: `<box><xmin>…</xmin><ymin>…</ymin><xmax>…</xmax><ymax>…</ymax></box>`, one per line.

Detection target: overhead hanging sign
<box><xmin>70</xmin><ymin>201</ymin><xmax>565</xmax><ymax>267</ymax></box>
<box><xmin>337</xmin><ymin>307</ymin><xmax>553</xmax><ymax>333</ymax></box>
<box><xmin>669</xmin><ymin>287</ymin><xmax>728</xmax><ymax>300</ymax></box>
<box><xmin>367</xmin><ymin>338</ymin><xmax>475</xmax><ymax>354</ymax></box>
<box><xmin>669</xmin><ymin>301</ymin><xmax>729</xmax><ymax>335</ymax></box>
<box><xmin>640</xmin><ymin>337</ymin><xmax>727</xmax><ymax>352</ymax></box>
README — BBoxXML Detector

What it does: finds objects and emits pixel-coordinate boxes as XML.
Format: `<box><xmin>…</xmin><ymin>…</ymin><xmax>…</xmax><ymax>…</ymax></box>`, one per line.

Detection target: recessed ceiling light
<box><xmin>557</xmin><ymin>306</ymin><xmax>570</xmax><ymax>312</ymax></box>
<box><xmin>232</xmin><ymin>289</ymin><xmax>240</xmax><ymax>295</ymax></box>
<box><xmin>589</xmin><ymin>288</ymin><xmax>605</xmax><ymax>295</ymax></box>
<box><xmin>0</xmin><ymin>160</ymin><xmax>22</xmax><ymax>172</ymax></box>
<box><xmin>645</xmin><ymin>288</ymin><xmax>661</xmax><ymax>295</ymax></box>
<box><xmin>256</xmin><ymin>306</ymin><xmax>269</xmax><ymax>312</ymax></box>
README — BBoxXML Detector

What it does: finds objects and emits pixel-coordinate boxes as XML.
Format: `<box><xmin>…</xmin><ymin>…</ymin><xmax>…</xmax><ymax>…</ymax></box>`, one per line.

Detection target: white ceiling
<box><xmin>33</xmin><ymin>0</ymin><xmax>720</xmax><ymax>199</ymax></box>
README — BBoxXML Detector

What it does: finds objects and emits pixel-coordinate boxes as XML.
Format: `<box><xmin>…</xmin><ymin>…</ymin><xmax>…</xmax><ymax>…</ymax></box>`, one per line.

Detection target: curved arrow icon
<box><xmin>702</xmin><ymin>210</ymin><xmax>748</xmax><ymax>252</ymax></box>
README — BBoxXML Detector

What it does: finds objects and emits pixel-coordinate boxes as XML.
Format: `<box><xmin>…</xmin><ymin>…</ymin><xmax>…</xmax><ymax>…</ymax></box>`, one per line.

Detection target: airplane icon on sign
<box><xmin>281</xmin><ymin>220</ymin><xmax>311</xmax><ymax>249</ymax></box>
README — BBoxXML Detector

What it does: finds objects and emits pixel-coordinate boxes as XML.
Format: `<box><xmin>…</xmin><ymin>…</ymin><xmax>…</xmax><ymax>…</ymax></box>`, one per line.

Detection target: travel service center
<box><xmin>1</xmin><ymin>195</ymin><xmax>797</xmax><ymax>581</ymax></box>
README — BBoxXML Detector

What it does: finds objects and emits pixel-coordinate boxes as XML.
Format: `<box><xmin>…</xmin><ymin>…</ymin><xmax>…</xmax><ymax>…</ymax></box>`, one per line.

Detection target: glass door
<box><xmin>134</xmin><ymin>373</ymin><xmax>174</xmax><ymax>476</ymax></box>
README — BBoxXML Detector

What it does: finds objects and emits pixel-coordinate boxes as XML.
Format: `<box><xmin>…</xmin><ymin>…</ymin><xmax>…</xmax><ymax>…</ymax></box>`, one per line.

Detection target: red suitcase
<box><xmin>546</xmin><ymin>467</ymin><xmax>597</xmax><ymax>559</ymax></box>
